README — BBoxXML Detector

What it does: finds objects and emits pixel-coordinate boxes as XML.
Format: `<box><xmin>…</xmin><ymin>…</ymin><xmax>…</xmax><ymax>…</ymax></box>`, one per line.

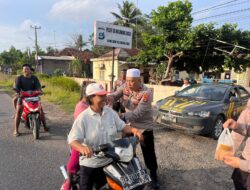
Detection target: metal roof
<box><xmin>38</xmin><ymin>55</ymin><xmax>75</xmax><ymax>61</ymax></box>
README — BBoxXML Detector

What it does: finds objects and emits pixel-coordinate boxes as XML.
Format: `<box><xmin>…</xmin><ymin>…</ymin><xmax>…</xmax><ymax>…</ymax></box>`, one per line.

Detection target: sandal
<box><xmin>44</xmin><ymin>126</ymin><xmax>50</xmax><ymax>132</ymax></box>
<box><xmin>13</xmin><ymin>132</ymin><xmax>20</xmax><ymax>137</ymax></box>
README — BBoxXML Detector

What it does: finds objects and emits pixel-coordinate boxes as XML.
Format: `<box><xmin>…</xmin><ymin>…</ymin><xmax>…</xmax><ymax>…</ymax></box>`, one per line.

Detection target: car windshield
<box><xmin>177</xmin><ymin>85</ymin><xmax>227</xmax><ymax>101</ymax></box>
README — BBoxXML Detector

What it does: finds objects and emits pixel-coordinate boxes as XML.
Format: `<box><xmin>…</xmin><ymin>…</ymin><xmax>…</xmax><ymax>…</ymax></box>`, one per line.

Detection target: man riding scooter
<box><xmin>13</xmin><ymin>64</ymin><xmax>49</xmax><ymax>137</ymax></box>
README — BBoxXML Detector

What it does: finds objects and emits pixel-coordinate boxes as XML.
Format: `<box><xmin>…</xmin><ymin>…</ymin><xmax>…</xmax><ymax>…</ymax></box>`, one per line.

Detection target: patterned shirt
<box><xmin>109</xmin><ymin>83</ymin><xmax>154</xmax><ymax>130</ymax></box>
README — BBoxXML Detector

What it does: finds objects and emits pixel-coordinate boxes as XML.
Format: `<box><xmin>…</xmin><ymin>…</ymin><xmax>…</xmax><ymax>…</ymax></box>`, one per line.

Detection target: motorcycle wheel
<box><xmin>31</xmin><ymin>114</ymin><xmax>40</xmax><ymax>140</ymax></box>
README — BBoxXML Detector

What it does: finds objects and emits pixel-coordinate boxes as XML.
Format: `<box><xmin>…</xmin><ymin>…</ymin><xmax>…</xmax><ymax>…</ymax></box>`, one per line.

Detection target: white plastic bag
<box><xmin>215</xmin><ymin>128</ymin><xmax>234</xmax><ymax>161</ymax></box>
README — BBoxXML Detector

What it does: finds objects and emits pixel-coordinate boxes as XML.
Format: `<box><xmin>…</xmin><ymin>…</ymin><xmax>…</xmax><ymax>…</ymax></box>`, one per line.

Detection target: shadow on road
<box><xmin>158</xmin><ymin>167</ymin><xmax>234</xmax><ymax>190</ymax></box>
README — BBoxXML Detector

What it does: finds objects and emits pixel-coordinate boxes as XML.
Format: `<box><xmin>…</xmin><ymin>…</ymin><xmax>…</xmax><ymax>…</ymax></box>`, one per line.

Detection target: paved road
<box><xmin>0</xmin><ymin>89</ymin><xmax>234</xmax><ymax>190</ymax></box>
<box><xmin>0</xmin><ymin>91</ymin><xmax>70</xmax><ymax>190</ymax></box>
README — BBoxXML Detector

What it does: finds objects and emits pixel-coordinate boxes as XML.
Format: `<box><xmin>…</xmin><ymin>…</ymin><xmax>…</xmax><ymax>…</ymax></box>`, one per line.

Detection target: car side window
<box><xmin>238</xmin><ymin>87</ymin><xmax>249</xmax><ymax>98</ymax></box>
<box><xmin>228</xmin><ymin>88</ymin><xmax>239</xmax><ymax>99</ymax></box>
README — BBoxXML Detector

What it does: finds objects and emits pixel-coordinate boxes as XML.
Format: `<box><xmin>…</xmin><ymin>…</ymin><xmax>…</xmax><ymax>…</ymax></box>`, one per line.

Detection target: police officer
<box><xmin>109</xmin><ymin>68</ymin><xmax>160</xmax><ymax>189</ymax></box>
<box><xmin>112</xmin><ymin>69</ymin><xmax>126</xmax><ymax>113</ymax></box>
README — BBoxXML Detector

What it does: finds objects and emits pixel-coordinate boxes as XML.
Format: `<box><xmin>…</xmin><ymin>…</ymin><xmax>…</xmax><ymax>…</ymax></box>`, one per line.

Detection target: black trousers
<box><xmin>140</xmin><ymin>130</ymin><xmax>158</xmax><ymax>176</ymax></box>
<box><xmin>232</xmin><ymin>168</ymin><xmax>250</xmax><ymax>190</ymax></box>
<box><xmin>79</xmin><ymin>166</ymin><xmax>107</xmax><ymax>190</ymax></box>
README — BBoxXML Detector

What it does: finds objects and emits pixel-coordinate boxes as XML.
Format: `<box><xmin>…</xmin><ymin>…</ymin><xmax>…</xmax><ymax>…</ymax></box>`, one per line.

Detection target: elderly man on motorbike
<box><xmin>68</xmin><ymin>83</ymin><xmax>143</xmax><ymax>190</ymax></box>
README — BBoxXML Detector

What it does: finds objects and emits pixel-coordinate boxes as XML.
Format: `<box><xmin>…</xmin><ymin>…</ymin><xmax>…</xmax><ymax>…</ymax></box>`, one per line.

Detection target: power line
<box><xmin>192</xmin><ymin>0</ymin><xmax>240</xmax><ymax>15</ymax></box>
<box><xmin>194</xmin><ymin>0</ymin><xmax>250</xmax><ymax>14</ymax></box>
<box><xmin>194</xmin><ymin>14</ymin><xmax>250</xmax><ymax>26</ymax></box>
<box><xmin>194</xmin><ymin>7</ymin><xmax>250</xmax><ymax>22</ymax></box>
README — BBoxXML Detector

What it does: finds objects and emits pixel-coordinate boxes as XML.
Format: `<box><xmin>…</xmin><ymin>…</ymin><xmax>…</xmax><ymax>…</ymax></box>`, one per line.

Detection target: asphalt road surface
<box><xmin>0</xmin><ymin>90</ymin><xmax>234</xmax><ymax>190</ymax></box>
<box><xmin>0</xmin><ymin>91</ymin><xmax>70</xmax><ymax>190</ymax></box>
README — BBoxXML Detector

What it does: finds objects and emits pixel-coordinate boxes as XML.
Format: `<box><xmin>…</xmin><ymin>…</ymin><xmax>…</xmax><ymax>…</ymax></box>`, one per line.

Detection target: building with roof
<box><xmin>37</xmin><ymin>48</ymin><xmax>96</xmax><ymax>76</ymax></box>
<box><xmin>90</xmin><ymin>48</ymin><xmax>140</xmax><ymax>82</ymax></box>
<box><xmin>37</xmin><ymin>55</ymin><xmax>74</xmax><ymax>75</ymax></box>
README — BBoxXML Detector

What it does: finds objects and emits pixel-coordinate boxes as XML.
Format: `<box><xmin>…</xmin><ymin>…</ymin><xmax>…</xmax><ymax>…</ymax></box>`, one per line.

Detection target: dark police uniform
<box><xmin>109</xmin><ymin>83</ymin><xmax>158</xmax><ymax>181</ymax></box>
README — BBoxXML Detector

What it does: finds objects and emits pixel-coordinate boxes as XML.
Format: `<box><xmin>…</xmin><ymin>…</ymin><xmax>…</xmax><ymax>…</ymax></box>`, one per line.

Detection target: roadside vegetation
<box><xmin>0</xmin><ymin>73</ymin><xmax>81</xmax><ymax>113</ymax></box>
<box><xmin>0</xmin><ymin>73</ymin><xmax>14</xmax><ymax>92</ymax></box>
<box><xmin>38</xmin><ymin>74</ymin><xmax>81</xmax><ymax>113</ymax></box>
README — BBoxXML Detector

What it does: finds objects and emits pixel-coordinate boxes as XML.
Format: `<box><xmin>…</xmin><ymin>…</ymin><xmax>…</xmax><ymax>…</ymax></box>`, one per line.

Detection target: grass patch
<box><xmin>0</xmin><ymin>73</ymin><xmax>15</xmax><ymax>92</ymax></box>
<box><xmin>39</xmin><ymin>75</ymin><xmax>81</xmax><ymax>113</ymax></box>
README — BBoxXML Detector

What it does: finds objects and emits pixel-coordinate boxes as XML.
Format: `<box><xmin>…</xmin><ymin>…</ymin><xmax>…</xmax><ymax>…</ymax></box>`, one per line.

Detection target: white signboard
<box><xmin>94</xmin><ymin>21</ymin><xmax>133</xmax><ymax>49</ymax></box>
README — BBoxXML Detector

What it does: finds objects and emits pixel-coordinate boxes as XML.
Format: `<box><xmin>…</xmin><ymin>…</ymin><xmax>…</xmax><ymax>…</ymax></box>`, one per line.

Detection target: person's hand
<box><xmin>223</xmin><ymin>155</ymin><xmax>240</xmax><ymax>168</ymax></box>
<box><xmin>223</xmin><ymin>118</ymin><xmax>237</xmax><ymax>129</ymax></box>
<box><xmin>131</xmin><ymin>128</ymin><xmax>144</xmax><ymax>142</ymax></box>
<box><xmin>80</xmin><ymin>146</ymin><xmax>93</xmax><ymax>158</ymax></box>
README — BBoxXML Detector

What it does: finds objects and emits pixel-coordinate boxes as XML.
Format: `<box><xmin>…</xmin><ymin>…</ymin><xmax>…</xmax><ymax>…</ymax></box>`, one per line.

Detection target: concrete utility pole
<box><xmin>30</xmin><ymin>25</ymin><xmax>41</xmax><ymax>70</ymax></box>
<box><xmin>53</xmin><ymin>30</ymin><xmax>57</xmax><ymax>53</ymax></box>
<box><xmin>135</xmin><ymin>0</ymin><xmax>138</xmax><ymax>49</ymax></box>
<box><xmin>212</xmin><ymin>38</ymin><xmax>250</xmax><ymax>55</ymax></box>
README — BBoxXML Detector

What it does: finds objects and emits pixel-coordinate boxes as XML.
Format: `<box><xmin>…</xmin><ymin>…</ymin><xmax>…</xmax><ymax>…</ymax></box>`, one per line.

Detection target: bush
<box><xmin>35</xmin><ymin>73</ymin><xmax>48</xmax><ymax>78</ymax></box>
<box><xmin>53</xmin><ymin>69</ymin><xmax>63</xmax><ymax>76</ymax></box>
<box><xmin>45</xmin><ymin>77</ymin><xmax>80</xmax><ymax>92</ymax></box>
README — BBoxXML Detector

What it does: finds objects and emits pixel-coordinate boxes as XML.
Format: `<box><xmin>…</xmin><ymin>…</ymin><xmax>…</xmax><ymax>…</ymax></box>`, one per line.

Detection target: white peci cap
<box><xmin>126</xmin><ymin>68</ymin><xmax>140</xmax><ymax>78</ymax></box>
<box><xmin>86</xmin><ymin>83</ymin><xmax>108</xmax><ymax>96</ymax></box>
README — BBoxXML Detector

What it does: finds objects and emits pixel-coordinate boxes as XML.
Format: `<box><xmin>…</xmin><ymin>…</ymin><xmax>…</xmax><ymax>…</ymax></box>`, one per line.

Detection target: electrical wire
<box><xmin>194</xmin><ymin>7</ymin><xmax>250</xmax><ymax>22</ymax></box>
<box><xmin>192</xmin><ymin>0</ymin><xmax>240</xmax><ymax>15</ymax></box>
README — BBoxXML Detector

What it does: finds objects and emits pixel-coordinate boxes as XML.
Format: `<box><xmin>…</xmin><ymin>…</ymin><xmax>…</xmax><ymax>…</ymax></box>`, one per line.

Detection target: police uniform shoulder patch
<box><xmin>143</xmin><ymin>92</ymin><xmax>150</xmax><ymax>102</ymax></box>
<box><xmin>123</xmin><ymin>87</ymin><xmax>130</xmax><ymax>95</ymax></box>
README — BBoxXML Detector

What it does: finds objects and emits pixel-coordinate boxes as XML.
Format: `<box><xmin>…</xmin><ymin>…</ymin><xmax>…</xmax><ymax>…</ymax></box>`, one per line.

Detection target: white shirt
<box><xmin>68</xmin><ymin>106</ymin><xmax>126</xmax><ymax>168</ymax></box>
<box><xmin>180</xmin><ymin>83</ymin><xmax>190</xmax><ymax>91</ymax></box>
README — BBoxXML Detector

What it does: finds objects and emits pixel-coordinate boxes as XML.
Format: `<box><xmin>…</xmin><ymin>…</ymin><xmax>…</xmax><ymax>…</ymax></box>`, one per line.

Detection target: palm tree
<box><xmin>111</xmin><ymin>1</ymin><xmax>142</xmax><ymax>28</ymax></box>
<box><xmin>67</xmin><ymin>34</ymin><xmax>88</xmax><ymax>51</ymax></box>
<box><xmin>111</xmin><ymin>1</ymin><xmax>143</xmax><ymax>48</ymax></box>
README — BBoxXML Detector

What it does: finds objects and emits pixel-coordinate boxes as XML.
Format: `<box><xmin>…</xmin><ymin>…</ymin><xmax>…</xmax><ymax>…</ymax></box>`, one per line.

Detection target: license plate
<box><xmin>24</xmin><ymin>97</ymin><xmax>39</xmax><ymax>102</ymax></box>
<box><xmin>120</xmin><ymin>169</ymin><xmax>151</xmax><ymax>190</ymax></box>
<box><xmin>161</xmin><ymin>114</ymin><xmax>176</xmax><ymax>123</ymax></box>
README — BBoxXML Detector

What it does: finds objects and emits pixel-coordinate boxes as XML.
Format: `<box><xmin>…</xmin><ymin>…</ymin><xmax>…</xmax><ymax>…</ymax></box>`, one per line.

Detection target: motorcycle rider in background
<box><xmin>13</xmin><ymin>64</ymin><xmax>48</xmax><ymax>137</ymax></box>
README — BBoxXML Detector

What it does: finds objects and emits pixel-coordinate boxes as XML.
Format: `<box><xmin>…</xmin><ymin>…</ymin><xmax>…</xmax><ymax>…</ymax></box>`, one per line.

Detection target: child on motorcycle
<box><xmin>61</xmin><ymin>84</ymin><xmax>89</xmax><ymax>190</ymax></box>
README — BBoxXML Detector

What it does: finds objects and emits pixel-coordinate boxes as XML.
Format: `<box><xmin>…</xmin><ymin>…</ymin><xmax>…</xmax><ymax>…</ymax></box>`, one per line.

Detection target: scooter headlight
<box><xmin>115</xmin><ymin>144</ymin><xmax>133</xmax><ymax>162</ymax></box>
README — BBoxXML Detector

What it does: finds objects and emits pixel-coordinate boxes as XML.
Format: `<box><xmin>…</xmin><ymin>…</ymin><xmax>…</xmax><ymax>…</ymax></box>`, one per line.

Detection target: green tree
<box><xmin>0</xmin><ymin>46</ymin><xmax>23</xmax><ymax>70</ymax></box>
<box><xmin>186</xmin><ymin>23</ymin><xmax>222</xmax><ymax>73</ymax></box>
<box><xmin>46</xmin><ymin>46</ymin><xmax>57</xmax><ymax>55</ymax></box>
<box><xmin>69</xmin><ymin>59</ymin><xmax>82</xmax><ymax>77</ymax></box>
<box><xmin>137</xmin><ymin>0</ymin><xmax>193</xmax><ymax>79</ymax></box>
<box><xmin>218</xmin><ymin>24</ymin><xmax>250</xmax><ymax>72</ymax></box>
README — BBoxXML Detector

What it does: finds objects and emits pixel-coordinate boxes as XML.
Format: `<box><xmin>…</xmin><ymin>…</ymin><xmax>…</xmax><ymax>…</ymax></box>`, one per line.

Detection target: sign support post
<box><xmin>111</xmin><ymin>47</ymin><xmax>115</xmax><ymax>91</ymax></box>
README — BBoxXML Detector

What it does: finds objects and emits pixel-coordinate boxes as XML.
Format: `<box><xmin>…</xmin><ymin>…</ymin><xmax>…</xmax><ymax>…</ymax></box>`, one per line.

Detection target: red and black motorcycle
<box><xmin>19</xmin><ymin>87</ymin><xmax>45</xmax><ymax>139</ymax></box>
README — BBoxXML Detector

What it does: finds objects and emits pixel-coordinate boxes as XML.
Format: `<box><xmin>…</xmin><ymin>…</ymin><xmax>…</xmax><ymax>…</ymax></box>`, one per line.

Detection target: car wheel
<box><xmin>211</xmin><ymin>115</ymin><xmax>224</xmax><ymax>140</ymax></box>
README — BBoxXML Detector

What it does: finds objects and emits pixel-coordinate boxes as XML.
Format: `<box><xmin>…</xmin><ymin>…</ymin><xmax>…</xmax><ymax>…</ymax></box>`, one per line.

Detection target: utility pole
<box><xmin>53</xmin><ymin>30</ymin><xmax>57</xmax><ymax>53</ymax></box>
<box><xmin>135</xmin><ymin>0</ymin><xmax>138</xmax><ymax>49</ymax></box>
<box><xmin>30</xmin><ymin>25</ymin><xmax>41</xmax><ymax>70</ymax></box>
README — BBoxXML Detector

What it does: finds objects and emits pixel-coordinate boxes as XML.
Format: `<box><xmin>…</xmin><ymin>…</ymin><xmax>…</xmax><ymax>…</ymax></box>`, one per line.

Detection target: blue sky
<box><xmin>0</xmin><ymin>0</ymin><xmax>249</xmax><ymax>52</ymax></box>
